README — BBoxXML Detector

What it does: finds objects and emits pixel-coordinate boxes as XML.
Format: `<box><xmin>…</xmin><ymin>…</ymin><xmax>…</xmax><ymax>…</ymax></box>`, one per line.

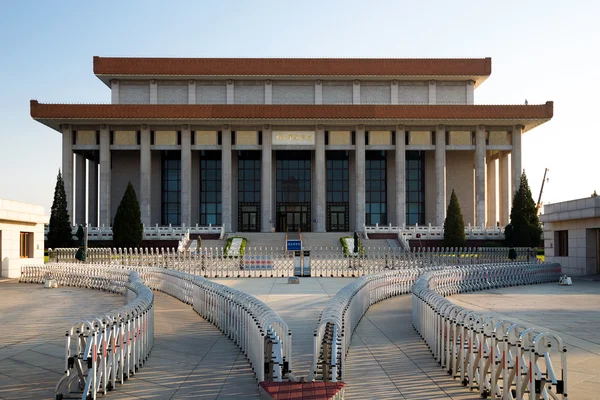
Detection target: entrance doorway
<box><xmin>238</xmin><ymin>203</ymin><xmax>260</xmax><ymax>232</ymax></box>
<box><xmin>277</xmin><ymin>204</ymin><xmax>311</xmax><ymax>232</ymax></box>
<box><xmin>327</xmin><ymin>203</ymin><xmax>349</xmax><ymax>232</ymax></box>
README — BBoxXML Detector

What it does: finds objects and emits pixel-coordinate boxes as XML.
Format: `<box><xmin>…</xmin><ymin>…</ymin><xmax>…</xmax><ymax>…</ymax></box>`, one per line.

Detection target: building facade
<box><xmin>31</xmin><ymin>57</ymin><xmax>552</xmax><ymax>233</ymax></box>
<box><xmin>0</xmin><ymin>198</ymin><xmax>47</xmax><ymax>278</ymax></box>
<box><xmin>541</xmin><ymin>197</ymin><xmax>600</xmax><ymax>276</ymax></box>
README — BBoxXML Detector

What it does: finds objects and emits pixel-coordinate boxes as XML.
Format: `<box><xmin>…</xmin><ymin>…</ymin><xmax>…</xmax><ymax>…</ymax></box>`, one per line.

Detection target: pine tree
<box><xmin>47</xmin><ymin>170</ymin><xmax>73</xmax><ymax>248</ymax></box>
<box><xmin>507</xmin><ymin>172</ymin><xmax>542</xmax><ymax>247</ymax></box>
<box><xmin>112</xmin><ymin>182</ymin><xmax>143</xmax><ymax>248</ymax></box>
<box><xmin>592</xmin><ymin>190</ymin><xmax>598</xmax><ymax>197</ymax></box>
<box><xmin>443</xmin><ymin>189</ymin><xmax>466</xmax><ymax>247</ymax></box>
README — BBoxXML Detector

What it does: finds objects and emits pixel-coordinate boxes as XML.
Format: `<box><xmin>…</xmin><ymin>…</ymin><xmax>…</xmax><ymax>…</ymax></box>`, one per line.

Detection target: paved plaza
<box><xmin>2</xmin><ymin>277</ymin><xmax>600</xmax><ymax>399</ymax></box>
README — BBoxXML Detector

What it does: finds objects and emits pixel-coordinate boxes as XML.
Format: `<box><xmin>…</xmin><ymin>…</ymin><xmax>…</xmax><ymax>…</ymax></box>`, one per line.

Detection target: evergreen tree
<box><xmin>592</xmin><ymin>190</ymin><xmax>598</xmax><ymax>197</ymax></box>
<box><xmin>47</xmin><ymin>170</ymin><xmax>73</xmax><ymax>248</ymax></box>
<box><xmin>112</xmin><ymin>182</ymin><xmax>143</xmax><ymax>248</ymax></box>
<box><xmin>443</xmin><ymin>189</ymin><xmax>466</xmax><ymax>247</ymax></box>
<box><xmin>507</xmin><ymin>172</ymin><xmax>542</xmax><ymax>247</ymax></box>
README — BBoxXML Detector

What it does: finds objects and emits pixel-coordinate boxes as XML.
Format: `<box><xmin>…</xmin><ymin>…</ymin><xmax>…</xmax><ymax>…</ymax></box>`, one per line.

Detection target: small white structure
<box><xmin>541</xmin><ymin>196</ymin><xmax>600</xmax><ymax>276</ymax></box>
<box><xmin>0</xmin><ymin>198</ymin><xmax>48</xmax><ymax>278</ymax></box>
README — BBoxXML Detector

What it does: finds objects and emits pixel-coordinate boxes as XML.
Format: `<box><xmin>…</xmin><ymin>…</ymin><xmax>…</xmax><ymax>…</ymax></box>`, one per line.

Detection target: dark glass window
<box><xmin>326</xmin><ymin>151</ymin><xmax>349</xmax><ymax>203</ymax></box>
<box><xmin>276</xmin><ymin>151</ymin><xmax>311</xmax><ymax>203</ymax></box>
<box><xmin>365</xmin><ymin>151</ymin><xmax>387</xmax><ymax>225</ymax></box>
<box><xmin>238</xmin><ymin>151</ymin><xmax>261</xmax><ymax>203</ymax></box>
<box><xmin>200</xmin><ymin>151</ymin><xmax>222</xmax><ymax>225</ymax></box>
<box><xmin>556</xmin><ymin>230</ymin><xmax>568</xmax><ymax>256</ymax></box>
<box><xmin>406</xmin><ymin>151</ymin><xmax>425</xmax><ymax>225</ymax></box>
<box><xmin>161</xmin><ymin>151</ymin><xmax>181</xmax><ymax>225</ymax></box>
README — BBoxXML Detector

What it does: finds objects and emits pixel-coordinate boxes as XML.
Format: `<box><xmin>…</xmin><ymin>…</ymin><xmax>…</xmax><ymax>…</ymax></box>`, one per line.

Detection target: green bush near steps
<box><xmin>224</xmin><ymin>237</ymin><xmax>248</xmax><ymax>257</ymax></box>
<box><xmin>340</xmin><ymin>236</ymin><xmax>364</xmax><ymax>256</ymax></box>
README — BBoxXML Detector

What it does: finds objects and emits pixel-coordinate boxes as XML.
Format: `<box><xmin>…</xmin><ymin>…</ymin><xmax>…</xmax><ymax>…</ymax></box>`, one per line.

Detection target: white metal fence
<box><xmin>48</xmin><ymin>246</ymin><xmax>538</xmax><ymax>277</ymax></box>
<box><xmin>20</xmin><ymin>263</ymin><xmax>291</xmax><ymax>399</ymax></box>
<box><xmin>412</xmin><ymin>263</ymin><xmax>566</xmax><ymax>399</ymax></box>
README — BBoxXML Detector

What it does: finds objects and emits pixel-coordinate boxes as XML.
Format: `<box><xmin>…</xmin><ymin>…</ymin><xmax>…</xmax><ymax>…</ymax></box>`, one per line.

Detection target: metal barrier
<box><xmin>47</xmin><ymin>246</ymin><xmax>537</xmax><ymax>277</ymax></box>
<box><xmin>412</xmin><ymin>263</ymin><xmax>566</xmax><ymax>399</ymax></box>
<box><xmin>20</xmin><ymin>265</ymin><xmax>154</xmax><ymax>400</ymax></box>
<box><xmin>21</xmin><ymin>263</ymin><xmax>291</xmax><ymax>397</ymax></box>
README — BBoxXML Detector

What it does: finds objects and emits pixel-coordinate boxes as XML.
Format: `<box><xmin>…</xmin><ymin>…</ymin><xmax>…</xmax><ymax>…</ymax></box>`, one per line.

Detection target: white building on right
<box><xmin>541</xmin><ymin>196</ymin><xmax>600</xmax><ymax>276</ymax></box>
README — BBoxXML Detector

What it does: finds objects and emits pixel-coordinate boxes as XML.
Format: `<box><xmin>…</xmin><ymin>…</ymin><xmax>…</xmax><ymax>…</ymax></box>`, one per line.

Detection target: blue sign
<box><xmin>286</xmin><ymin>240</ymin><xmax>302</xmax><ymax>251</ymax></box>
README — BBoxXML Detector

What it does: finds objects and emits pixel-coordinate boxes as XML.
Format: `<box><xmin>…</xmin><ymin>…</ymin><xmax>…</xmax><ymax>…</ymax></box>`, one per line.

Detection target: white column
<box><xmin>315</xmin><ymin>80</ymin><xmax>322</xmax><ymax>105</ymax></box>
<box><xmin>140</xmin><ymin>126</ymin><xmax>151</xmax><ymax>227</ymax></box>
<box><xmin>226</xmin><ymin>80</ymin><xmax>234</xmax><ymax>104</ymax></box>
<box><xmin>265</xmin><ymin>81</ymin><xmax>272</xmax><ymax>104</ymax></box>
<box><xmin>487</xmin><ymin>157</ymin><xmax>497</xmax><ymax>226</ymax></box>
<box><xmin>435</xmin><ymin>125</ymin><xmax>446</xmax><ymax>226</ymax></box>
<box><xmin>61</xmin><ymin>125</ymin><xmax>74</xmax><ymax>225</ymax></box>
<box><xmin>99</xmin><ymin>126</ymin><xmax>111</xmax><ymax>226</ymax></box>
<box><xmin>395</xmin><ymin>126</ymin><xmax>406</xmax><ymax>226</ymax></box>
<box><xmin>75</xmin><ymin>154</ymin><xmax>86</xmax><ymax>225</ymax></box>
<box><xmin>261</xmin><ymin>125</ymin><xmax>273</xmax><ymax>232</ymax></box>
<box><xmin>429</xmin><ymin>81</ymin><xmax>437</xmax><ymax>104</ymax></box>
<box><xmin>110</xmin><ymin>80</ymin><xmax>119</xmax><ymax>104</ymax></box>
<box><xmin>150</xmin><ymin>80</ymin><xmax>157</xmax><ymax>104</ymax></box>
<box><xmin>475</xmin><ymin>125</ymin><xmax>486</xmax><ymax>226</ymax></box>
<box><xmin>499</xmin><ymin>151</ymin><xmax>510</xmax><ymax>226</ymax></box>
<box><xmin>188</xmin><ymin>80</ymin><xmax>196</xmax><ymax>104</ymax></box>
<box><xmin>353</xmin><ymin>81</ymin><xmax>360</xmax><ymax>104</ymax></box>
<box><xmin>355</xmin><ymin>126</ymin><xmax>366</xmax><ymax>230</ymax></box>
<box><xmin>221</xmin><ymin>126</ymin><xmax>232</xmax><ymax>232</ymax></box>
<box><xmin>391</xmin><ymin>81</ymin><xmax>399</xmax><ymax>104</ymax></box>
<box><xmin>88</xmin><ymin>158</ymin><xmax>98</xmax><ymax>226</ymax></box>
<box><xmin>315</xmin><ymin>126</ymin><xmax>326</xmax><ymax>232</ymax></box>
<box><xmin>466</xmin><ymin>80</ymin><xmax>474</xmax><ymax>105</ymax></box>
<box><xmin>511</xmin><ymin>125</ymin><xmax>523</xmax><ymax>199</ymax></box>
<box><xmin>181</xmin><ymin>125</ymin><xmax>192</xmax><ymax>226</ymax></box>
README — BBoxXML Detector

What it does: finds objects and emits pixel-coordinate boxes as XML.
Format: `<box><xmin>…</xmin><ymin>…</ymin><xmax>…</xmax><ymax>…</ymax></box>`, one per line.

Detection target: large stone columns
<box><xmin>99</xmin><ymin>126</ymin><xmax>111</xmax><ymax>227</ymax></box>
<box><xmin>180</xmin><ymin>126</ymin><xmax>191</xmax><ymax>226</ymax></box>
<box><xmin>261</xmin><ymin>125</ymin><xmax>273</xmax><ymax>232</ymax></box>
<box><xmin>140</xmin><ymin>126</ymin><xmax>151</xmax><ymax>227</ymax></box>
<box><xmin>487</xmin><ymin>157</ymin><xmax>497</xmax><ymax>226</ymax></box>
<box><xmin>499</xmin><ymin>151</ymin><xmax>511</xmax><ymax>225</ymax></box>
<box><xmin>221</xmin><ymin>126</ymin><xmax>232</xmax><ymax>232</ymax></box>
<box><xmin>75</xmin><ymin>154</ymin><xmax>86</xmax><ymax>224</ymax></box>
<box><xmin>435</xmin><ymin>125</ymin><xmax>446</xmax><ymax>226</ymax></box>
<box><xmin>475</xmin><ymin>125</ymin><xmax>486</xmax><ymax>226</ymax></box>
<box><xmin>61</xmin><ymin>125</ymin><xmax>74</xmax><ymax>225</ymax></box>
<box><xmin>88</xmin><ymin>158</ymin><xmax>98</xmax><ymax>226</ymax></box>
<box><xmin>355</xmin><ymin>126</ymin><xmax>366</xmax><ymax>231</ymax></box>
<box><xmin>395</xmin><ymin>126</ymin><xmax>406</xmax><ymax>226</ymax></box>
<box><xmin>314</xmin><ymin>125</ymin><xmax>326</xmax><ymax>232</ymax></box>
<box><xmin>512</xmin><ymin>125</ymin><xmax>523</xmax><ymax>199</ymax></box>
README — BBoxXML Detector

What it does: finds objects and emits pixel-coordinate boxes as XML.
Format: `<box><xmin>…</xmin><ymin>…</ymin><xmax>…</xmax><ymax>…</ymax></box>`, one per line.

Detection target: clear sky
<box><xmin>0</xmin><ymin>0</ymin><xmax>598</xmax><ymax>216</ymax></box>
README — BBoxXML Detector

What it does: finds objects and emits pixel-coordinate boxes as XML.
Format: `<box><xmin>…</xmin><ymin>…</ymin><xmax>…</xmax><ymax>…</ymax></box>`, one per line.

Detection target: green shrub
<box><xmin>443</xmin><ymin>190</ymin><xmax>466</xmax><ymax>248</ymax></box>
<box><xmin>112</xmin><ymin>182</ymin><xmax>143</xmax><ymax>248</ymax></box>
<box><xmin>340</xmin><ymin>236</ymin><xmax>364</xmax><ymax>256</ymax></box>
<box><xmin>224</xmin><ymin>237</ymin><xmax>247</xmax><ymax>256</ymax></box>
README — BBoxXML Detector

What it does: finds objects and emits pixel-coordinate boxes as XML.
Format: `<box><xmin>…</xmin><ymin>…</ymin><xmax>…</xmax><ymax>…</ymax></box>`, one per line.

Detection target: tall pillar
<box><xmin>391</xmin><ymin>81</ymin><xmax>399</xmax><ymax>104</ymax></box>
<box><xmin>140</xmin><ymin>126</ymin><xmax>151</xmax><ymax>227</ymax></box>
<box><xmin>487</xmin><ymin>157</ymin><xmax>497</xmax><ymax>226</ymax></box>
<box><xmin>353</xmin><ymin>81</ymin><xmax>360</xmax><ymax>104</ymax></box>
<box><xmin>395</xmin><ymin>126</ymin><xmax>406</xmax><ymax>226</ymax></box>
<box><xmin>261</xmin><ymin>126</ymin><xmax>273</xmax><ymax>232</ymax></box>
<box><xmin>499</xmin><ymin>151</ymin><xmax>510</xmax><ymax>225</ymax></box>
<box><xmin>188</xmin><ymin>80</ymin><xmax>196</xmax><ymax>104</ymax></box>
<box><xmin>180</xmin><ymin>126</ymin><xmax>191</xmax><ymax>226</ymax></box>
<box><xmin>226</xmin><ymin>80</ymin><xmax>234</xmax><ymax>104</ymax></box>
<box><xmin>475</xmin><ymin>125</ymin><xmax>486</xmax><ymax>226</ymax></box>
<box><xmin>265</xmin><ymin>81</ymin><xmax>272</xmax><ymax>105</ymax></box>
<box><xmin>315</xmin><ymin>80</ymin><xmax>323</xmax><ymax>105</ymax></box>
<box><xmin>61</xmin><ymin>125</ymin><xmax>74</xmax><ymax>225</ymax></box>
<box><xmin>355</xmin><ymin>126</ymin><xmax>366</xmax><ymax>230</ymax></box>
<box><xmin>429</xmin><ymin>81</ymin><xmax>437</xmax><ymax>104</ymax></box>
<box><xmin>99</xmin><ymin>126</ymin><xmax>111</xmax><ymax>226</ymax></box>
<box><xmin>110</xmin><ymin>80</ymin><xmax>119</xmax><ymax>104</ymax></box>
<box><xmin>150</xmin><ymin>80</ymin><xmax>157</xmax><ymax>104</ymax></box>
<box><xmin>88</xmin><ymin>158</ymin><xmax>98</xmax><ymax>226</ymax></box>
<box><xmin>435</xmin><ymin>125</ymin><xmax>446</xmax><ymax>226</ymax></box>
<box><xmin>315</xmin><ymin>125</ymin><xmax>326</xmax><ymax>232</ymax></box>
<box><xmin>221</xmin><ymin>126</ymin><xmax>232</xmax><ymax>232</ymax></box>
<box><xmin>511</xmin><ymin>125</ymin><xmax>523</xmax><ymax>199</ymax></box>
<box><xmin>75</xmin><ymin>154</ymin><xmax>86</xmax><ymax>224</ymax></box>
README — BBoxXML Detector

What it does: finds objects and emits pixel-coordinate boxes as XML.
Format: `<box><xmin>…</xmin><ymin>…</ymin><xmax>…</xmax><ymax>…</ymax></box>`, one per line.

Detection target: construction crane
<box><xmin>536</xmin><ymin>168</ymin><xmax>549</xmax><ymax>216</ymax></box>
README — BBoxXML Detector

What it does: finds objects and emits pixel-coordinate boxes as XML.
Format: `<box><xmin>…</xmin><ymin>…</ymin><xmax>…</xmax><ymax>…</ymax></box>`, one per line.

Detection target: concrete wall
<box><xmin>323</xmin><ymin>82</ymin><xmax>353</xmax><ymax>104</ymax></box>
<box><xmin>446</xmin><ymin>150</ymin><xmax>475</xmax><ymax>225</ymax></box>
<box><xmin>196</xmin><ymin>82</ymin><xmax>227</xmax><ymax>104</ymax></box>
<box><xmin>0</xmin><ymin>198</ymin><xmax>47</xmax><ymax>278</ymax></box>
<box><xmin>157</xmin><ymin>82</ymin><xmax>187</xmax><ymax>104</ymax></box>
<box><xmin>437</xmin><ymin>82</ymin><xmax>467</xmax><ymax>104</ymax></box>
<box><xmin>235</xmin><ymin>81</ymin><xmax>265</xmax><ymax>104</ymax></box>
<box><xmin>110</xmin><ymin>151</ymin><xmax>141</xmax><ymax>223</ymax></box>
<box><xmin>361</xmin><ymin>81</ymin><xmax>391</xmax><ymax>104</ymax></box>
<box><xmin>272</xmin><ymin>81</ymin><xmax>315</xmax><ymax>104</ymax></box>
<box><xmin>120</xmin><ymin>82</ymin><xmax>150</xmax><ymax>104</ymax></box>
<box><xmin>398</xmin><ymin>83</ymin><xmax>428</xmax><ymax>104</ymax></box>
